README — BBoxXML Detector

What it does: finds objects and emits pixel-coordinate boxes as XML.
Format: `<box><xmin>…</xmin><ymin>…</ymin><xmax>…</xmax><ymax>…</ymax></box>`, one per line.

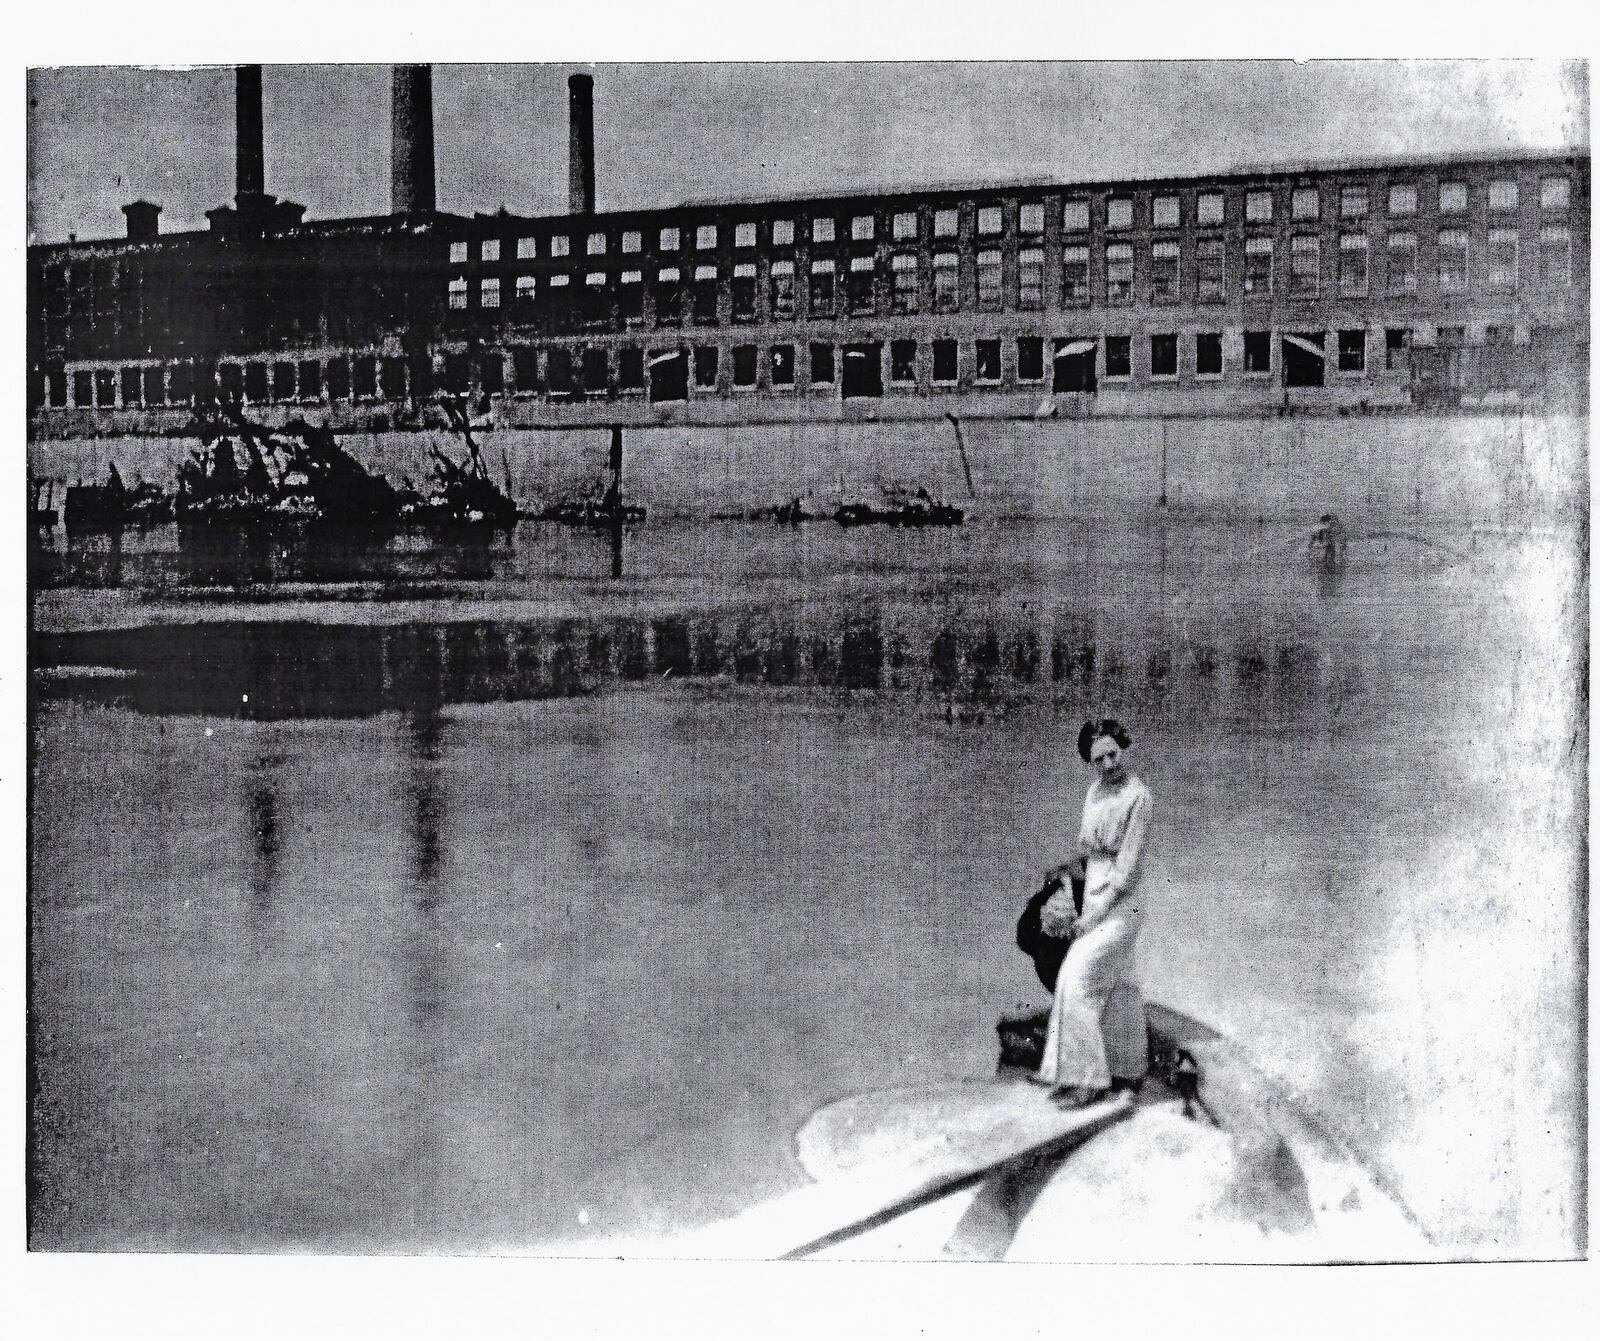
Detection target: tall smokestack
<box><xmin>236</xmin><ymin>65</ymin><xmax>265</xmax><ymax>202</ymax></box>
<box><xmin>391</xmin><ymin>64</ymin><xmax>436</xmax><ymax>215</ymax></box>
<box><xmin>568</xmin><ymin>73</ymin><xmax>595</xmax><ymax>216</ymax></box>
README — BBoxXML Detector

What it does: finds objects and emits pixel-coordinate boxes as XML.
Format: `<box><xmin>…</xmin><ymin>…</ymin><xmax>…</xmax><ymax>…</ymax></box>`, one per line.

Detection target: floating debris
<box><xmin>835</xmin><ymin>487</ymin><xmax>964</xmax><ymax>528</ymax></box>
<box><xmin>64</xmin><ymin>462</ymin><xmax>171</xmax><ymax>530</ymax></box>
<box><xmin>400</xmin><ymin>397</ymin><xmax>519</xmax><ymax>528</ymax></box>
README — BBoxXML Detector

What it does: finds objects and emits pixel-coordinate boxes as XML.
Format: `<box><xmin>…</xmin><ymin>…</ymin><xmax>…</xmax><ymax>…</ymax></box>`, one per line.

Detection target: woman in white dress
<box><xmin>1035</xmin><ymin>718</ymin><xmax>1153</xmax><ymax>1107</ymax></box>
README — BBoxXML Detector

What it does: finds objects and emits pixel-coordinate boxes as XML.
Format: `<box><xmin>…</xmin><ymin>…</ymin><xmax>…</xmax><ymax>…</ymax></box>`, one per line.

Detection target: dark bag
<box><xmin>1015</xmin><ymin>871</ymin><xmax>1086</xmax><ymax>992</ymax></box>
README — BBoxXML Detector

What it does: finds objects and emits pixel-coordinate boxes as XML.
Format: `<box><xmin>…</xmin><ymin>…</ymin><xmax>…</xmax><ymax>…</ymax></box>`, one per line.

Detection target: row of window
<box><xmin>43</xmin><ymin>326</ymin><xmax>1451</xmax><ymax>411</ymax></box>
<box><xmin>444</xmin><ymin>224</ymin><xmax>1575</xmax><ymax>329</ymax></box>
<box><xmin>446</xmin><ymin>175</ymin><xmax>1576</xmax><ymax>265</ymax></box>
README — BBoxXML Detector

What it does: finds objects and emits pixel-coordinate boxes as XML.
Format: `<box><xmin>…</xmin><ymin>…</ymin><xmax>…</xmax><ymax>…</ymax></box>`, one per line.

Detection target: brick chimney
<box><xmin>235</xmin><ymin>65</ymin><xmax>265</xmax><ymax>204</ymax></box>
<box><xmin>568</xmin><ymin>73</ymin><xmax>595</xmax><ymax>216</ymax></box>
<box><xmin>122</xmin><ymin>200</ymin><xmax>161</xmax><ymax>242</ymax></box>
<box><xmin>391</xmin><ymin>65</ymin><xmax>437</xmax><ymax>214</ymax></box>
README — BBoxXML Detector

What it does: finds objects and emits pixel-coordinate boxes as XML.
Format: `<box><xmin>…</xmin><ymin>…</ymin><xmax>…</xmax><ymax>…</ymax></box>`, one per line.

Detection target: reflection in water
<box><xmin>246</xmin><ymin>751</ymin><xmax>283</xmax><ymax>918</ymax></box>
<box><xmin>404</xmin><ymin>707</ymin><xmax>446</xmax><ymax>1020</ymax></box>
<box><xmin>36</xmin><ymin>595</ymin><xmax>1362</xmax><ymax>731</ymax></box>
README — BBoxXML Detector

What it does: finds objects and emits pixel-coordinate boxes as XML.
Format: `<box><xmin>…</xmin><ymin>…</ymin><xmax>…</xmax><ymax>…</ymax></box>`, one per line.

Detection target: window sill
<box><xmin>1195</xmin><ymin>373</ymin><xmax>1224</xmax><ymax>382</ymax></box>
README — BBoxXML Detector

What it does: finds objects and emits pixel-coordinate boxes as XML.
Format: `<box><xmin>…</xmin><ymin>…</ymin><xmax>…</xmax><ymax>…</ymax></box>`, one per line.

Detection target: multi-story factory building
<box><xmin>26</xmin><ymin>66</ymin><xmax>1589</xmax><ymax>440</ymax></box>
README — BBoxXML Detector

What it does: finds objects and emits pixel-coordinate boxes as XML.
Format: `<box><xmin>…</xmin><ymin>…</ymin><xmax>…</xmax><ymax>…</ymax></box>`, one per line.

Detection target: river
<box><xmin>27</xmin><ymin>515</ymin><xmax>1585</xmax><ymax>1256</ymax></box>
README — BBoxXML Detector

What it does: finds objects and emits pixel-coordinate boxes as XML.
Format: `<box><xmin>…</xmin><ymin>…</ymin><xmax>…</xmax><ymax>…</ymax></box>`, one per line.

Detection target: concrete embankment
<box><xmin>29</xmin><ymin>411</ymin><xmax>1584</xmax><ymax>526</ymax></box>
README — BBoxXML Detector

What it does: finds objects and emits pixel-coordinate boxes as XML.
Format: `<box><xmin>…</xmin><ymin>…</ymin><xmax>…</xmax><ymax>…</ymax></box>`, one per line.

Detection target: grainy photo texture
<box><xmin>25</xmin><ymin>60</ymin><xmax>1588</xmax><ymax>1261</ymax></box>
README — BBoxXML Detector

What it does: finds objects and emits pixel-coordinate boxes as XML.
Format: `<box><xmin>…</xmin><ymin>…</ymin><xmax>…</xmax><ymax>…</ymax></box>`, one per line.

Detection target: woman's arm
<box><xmin>1076</xmin><ymin>789</ymin><xmax>1152</xmax><ymax>930</ymax></box>
<box><xmin>1107</xmin><ymin>789</ymin><xmax>1152</xmax><ymax>897</ymax></box>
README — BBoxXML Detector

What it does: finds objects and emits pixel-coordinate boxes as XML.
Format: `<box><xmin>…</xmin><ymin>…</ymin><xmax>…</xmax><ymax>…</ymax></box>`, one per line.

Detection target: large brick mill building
<box><xmin>26</xmin><ymin>66</ymin><xmax>1589</xmax><ymax>440</ymax></box>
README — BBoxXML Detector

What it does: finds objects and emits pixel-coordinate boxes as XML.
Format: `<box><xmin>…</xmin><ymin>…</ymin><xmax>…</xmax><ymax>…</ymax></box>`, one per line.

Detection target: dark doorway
<box><xmin>1053</xmin><ymin>338</ymin><xmax>1097</xmax><ymax>392</ymax></box>
<box><xmin>842</xmin><ymin>343</ymin><xmax>883</xmax><ymax>398</ymax></box>
<box><xmin>1281</xmin><ymin>332</ymin><xmax>1325</xmax><ymax>388</ymax></box>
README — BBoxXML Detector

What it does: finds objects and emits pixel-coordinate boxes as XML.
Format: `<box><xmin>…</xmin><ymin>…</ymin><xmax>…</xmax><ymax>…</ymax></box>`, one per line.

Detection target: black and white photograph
<box><xmin>16</xmin><ymin>10</ymin><xmax>1592</xmax><ymax>1333</ymax></box>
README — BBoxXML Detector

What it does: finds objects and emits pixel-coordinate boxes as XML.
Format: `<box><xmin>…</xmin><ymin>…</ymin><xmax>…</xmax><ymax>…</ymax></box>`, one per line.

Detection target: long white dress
<box><xmin>1037</xmin><ymin>774</ymin><xmax>1153</xmax><ymax>1090</ymax></box>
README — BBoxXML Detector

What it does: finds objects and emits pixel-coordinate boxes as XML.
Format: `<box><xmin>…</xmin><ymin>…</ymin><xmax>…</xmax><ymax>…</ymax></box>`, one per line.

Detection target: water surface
<box><xmin>29</xmin><ymin>516</ymin><xmax>1584</xmax><ymax>1255</ymax></box>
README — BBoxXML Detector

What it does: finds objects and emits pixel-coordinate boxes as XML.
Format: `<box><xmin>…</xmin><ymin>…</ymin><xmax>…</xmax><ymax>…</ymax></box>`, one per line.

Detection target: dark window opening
<box><xmin>353</xmin><ymin>356</ymin><xmax>379</xmax><ymax>400</ymax></box>
<box><xmin>1104</xmin><ymin>337</ymin><xmax>1131</xmax><ymax>380</ymax></box>
<box><xmin>1243</xmin><ymin>331</ymin><xmax>1271</xmax><ymax>375</ymax></box>
<box><xmin>648</xmin><ymin>349</ymin><xmax>687</xmax><ymax>402</ymax></box>
<box><xmin>1337</xmin><ymin>329</ymin><xmax>1366</xmax><ymax>373</ymax></box>
<box><xmin>655</xmin><ymin>280</ymin><xmax>682</xmax><ymax>327</ymax></box>
<box><xmin>408</xmin><ymin>354</ymin><xmax>433</xmax><ymax>402</ymax></box>
<box><xmin>619</xmin><ymin>285</ymin><xmax>645</xmax><ymax>328</ymax></box>
<box><xmin>546</xmin><ymin>348</ymin><xmax>577</xmax><ymax>399</ymax></box>
<box><xmin>932</xmin><ymin>255</ymin><xmax>960</xmax><ymax>314</ymax></box>
<box><xmin>771</xmin><ymin>270</ymin><xmax>796</xmax><ymax>320</ymax></box>
<box><xmin>170</xmin><ymin>363</ymin><xmax>195</xmax><ymax>405</ymax></box>
<box><xmin>1282</xmin><ymin>331</ymin><xmax>1325</xmax><ymax>387</ymax></box>
<box><xmin>48</xmin><ymin>364</ymin><xmax>68</xmax><ymax>408</ymax></box>
<box><xmin>1196</xmin><ymin>332</ymin><xmax>1223</xmax><ymax>377</ymax></box>
<box><xmin>975</xmin><ymin>339</ymin><xmax>1001</xmax><ymax>383</ymax></box>
<box><xmin>440</xmin><ymin>354</ymin><xmax>468</xmax><ymax>397</ymax></box>
<box><xmin>932</xmin><ymin>340</ymin><xmax>958</xmax><ymax>384</ymax></box>
<box><xmin>891</xmin><ymin>340</ymin><xmax>917</xmax><ymax>384</ymax></box>
<box><xmin>1150</xmin><ymin>334</ymin><xmax>1178</xmax><ymax>378</ymax></box>
<box><xmin>770</xmin><ymin>345</ymin><xmax>795</xmax><ymax>386</ymax></box>
<box><xmin>1017</xmin><ymin>337</ymin><xmax>1044</xmax><ymax>382</ymax></box>
<box><xmin>1052</xmin><ymin>340</ymin><xmax>1096</xmax><ymax>392</ymax></box>
<box><xmin>327</xmin><ymin>357</ymin><xmax>352</xmax><ymax>400</ymax></box>
<box><xmin>619</xmin><ymin>348</ymin><xmax>646</xmax><ymax>391</ymax></box>
<box><xmin>273</xmin><ymin>361</ymin><xmax>296</xmax><ymax>402</ymax></box>
<box><xmin>809</xmin><ymin>343</ymin><xmax>836</xmax><ymax>386</ymax></box>
<box><xmin>381</xmin><ymin>357</ymin><xmax>407</xmax><ymax>402</ymax></box>
<box><xmin>121</xmin><ymin>366</ymin><xmax>143</xmax><ymax>406</ymax></box>
<box><xmin>73</xmin><ymin>370</ymin><xmax>93</xmax><ymax>407</ymax></box>
<box><xmin>218</xmin><ymin>364</ymin><xmax>244</xmax><ymax>400</ymax></box>
<box><xmin>479</xmin><ymin>353</ymin><xmax>504</xmax><ymax>395</ymax></box>
<box><xmin>732</xmin><ymin>345</ymin><xmax>758</xmax><ymax>387</ymax></box>
<box><xmin>842</xmin><ymin>342</ymin><xmax>883</xmax><ymax>398</ymax></box>
<box><xmin>243</xmin><ymin>362</ymin><xmax>269</xmax><ymax>403</ymax></box>
<box><xmin>694</xmin><ymin>346</ymin><xmax>719</xmax><ymax>390</ymax></box>
<box><xmin>582</xmin><ymin>347</ymin><xmax>608</xmax><ymax>395</ymax></box>
<box><xmin>732</xmin><ymin>276</ymin><xmax>757</xmax><ymax>322</ymax></box>
<box><xmin>847</xmin><ymin>265</ymin><xmax>876</xmax><ymax>316</ymax></box>
<box><xmin>1385</xmin><ymin>327</ymin><xmax>1411</xmax><ymax>371</ymax></box>
<box><xmin>513</xmin><ymin>346</ymin><xmax>539</xmax><ymax>395</ymax></box>
<box><xmin>692</xmin><ymin>277</ymin><xmax>719</xmax><ymax>325</ymax></box>
<box><xmin>296</xmin><ymin>360</ymin><xmax>321</xmax><ymax>402</ymax></box>
<box><xmin>810</xmin><ymin>269</ymin><xmax>835</xmax><ymax>318</ymax></box>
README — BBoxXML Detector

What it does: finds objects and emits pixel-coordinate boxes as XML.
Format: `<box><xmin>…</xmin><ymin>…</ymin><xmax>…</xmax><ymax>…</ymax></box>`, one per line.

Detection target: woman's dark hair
<box><xmin>1077</xmin><ymin>717</ymin><xmax>1133</xmax><ymax>763</ymax></box>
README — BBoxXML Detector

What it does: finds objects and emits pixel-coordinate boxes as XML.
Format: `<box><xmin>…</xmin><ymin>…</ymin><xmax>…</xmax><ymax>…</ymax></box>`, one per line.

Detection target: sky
<box><xmin>24</xmin><ymin>60</ymin><xmax>1587</xmax><ymax>245</ymax></box>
